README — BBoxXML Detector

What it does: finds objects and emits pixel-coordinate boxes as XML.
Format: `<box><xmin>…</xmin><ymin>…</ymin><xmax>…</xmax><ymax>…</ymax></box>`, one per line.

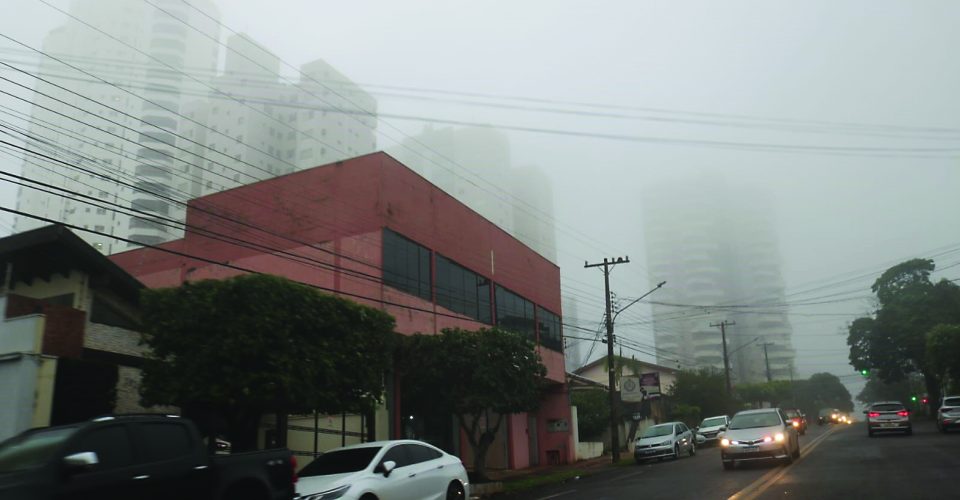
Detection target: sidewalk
<box><xmin>472</xmin><ymin>454</ymin><xmax>622</xmax><ymax>497</ymax></box>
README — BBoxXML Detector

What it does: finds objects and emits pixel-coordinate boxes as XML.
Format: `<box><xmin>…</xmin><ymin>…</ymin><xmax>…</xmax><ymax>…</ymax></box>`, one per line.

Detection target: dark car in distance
<box><xmin>817</xmin><ymin>408</ymin><xmax>842</xmax><ymax>425</ymax></box>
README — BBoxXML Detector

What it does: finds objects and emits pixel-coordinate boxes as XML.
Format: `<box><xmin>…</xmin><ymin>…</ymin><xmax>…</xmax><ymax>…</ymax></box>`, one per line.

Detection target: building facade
<box><xmin>0</xmin><ymin>225</ymin><xmax>170</xmax><ymax>441</ymax></box>
<box><xmin>14</xmin><ymin>1</ymin><xmax>376</xmax><ymax>251</ymax></box>
<box><xmin>642</xmin><ymin>179</ymin><xmax>795</xmax><ymax>383</ymax></box>
<box><xmin>110</xmin><ymin>152</ymin><xmax>573</xmax><ymax>469</ymax></box>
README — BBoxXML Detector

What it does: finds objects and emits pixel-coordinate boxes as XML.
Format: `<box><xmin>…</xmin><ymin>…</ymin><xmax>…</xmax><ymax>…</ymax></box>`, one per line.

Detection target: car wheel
<box><xmin>792</xmin><ymin>442</ymin><xmax>800</xmax><ymax>459</ymax></box>
<box><xmin>446</xmin><ymin>481</ymin><xmax>465</xmax><ymax>500</ymax></box>
<box><xmin>689</xmin><ymin>442</ymin><xmax>696</xmax><ymax>457</ymax></box>
<box><xmin>673</xmin><ymin>444</ymin><xmax>680</xmax><ymax>460</ymax></box>
<box><xmin>360</xmin><ymin>495</ymin><xmax>378</xmax><ymax>500</ymax></box>
<box><xmin>905</xmin><ymin>427</ymin><xmax>913</xmax><ymax>436</ymax></box>
<box><xmin>868</xmin><ymin>429</ymin><xmax>874</xmax><ymax>437</ymax></box>
<box><xmin>723</xmin><ymin>460</ymin><xmax>735</xmax><ymax>470</ymax></box>
<box><xmin>782</xmin><ymin>446</ymin><xmax>794</xmax><ymax>465</ymax></box>
<box><xmin>635</xmin><ymin>457</ymin><xmax>644</xmax><ymax>465</ymax></box>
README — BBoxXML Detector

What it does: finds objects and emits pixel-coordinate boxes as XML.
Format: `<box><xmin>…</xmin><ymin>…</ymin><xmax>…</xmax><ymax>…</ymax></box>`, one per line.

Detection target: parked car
<box><xmin>0</xmin><ymin>415</ymin><xmax>297</xmax><ymax>500</ymax></box>
<box><xmin>937</xmin><ymin>395</ymin><xmax>960</xmax><ymax>433</ymax></box>
<box><xmin>695</xmin><ymin>415</ymin><xmax>730</xmax><ymax>446</ymax></box>
<box><xmin>296</xmin><ymin>440</ymin><xmax>469</xmax><ymax>500</ymax></box>
<box><xmin>720</xmin><ymin>408</ymin><xmax>800</xmax><ymax>470</ymax></box>
<box><xmin>817</xmin><ymin>408</ymin><xmax>842</xmax><ymax>425</ymax></box>
<box><xmin>633</xmin><ymin>422</ymin><xmax>697</xmax><ymax>463</ymax></box>
<box><xmin>865</xmin><ymin>401</ymin><xmax>912</xmax><ymax>437</ymax></box>
<box><xmin>783</xmin><ymin>409</ymin><xmax>807</xmax><ymax>435</ymax></box>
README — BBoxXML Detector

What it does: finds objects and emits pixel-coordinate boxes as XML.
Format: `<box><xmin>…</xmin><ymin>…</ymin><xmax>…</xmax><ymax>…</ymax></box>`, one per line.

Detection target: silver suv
<box><xmin>937</xmin><ymin>395</ymin><xmax>960</xmax><ymax>433</ymax></box>
<box><xmin>696</xmin><ymin>415</ymin><xmax>730</xmax><ymax>446</ymax></box>
<box><xmin>865</xmin><ymin>401</ymin><xmax>911</xmax><ymax>436</ymax></box>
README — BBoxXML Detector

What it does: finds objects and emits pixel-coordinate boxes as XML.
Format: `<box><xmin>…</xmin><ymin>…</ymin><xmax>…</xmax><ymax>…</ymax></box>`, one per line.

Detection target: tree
<box><xmin>399</xmin><ymin>328</ymin><xmax>546</xmax><ymax>482</ymax></box>
<box><xmin>667</xmin><ymin>368</ymin><xmax>734</xmax><ymax>418</ymax></box>
<box><xmin>792</xmin><ymin>373</ymin><xmax>853</xmax><ymax>418</ymax></box>
<box><xmin>570</xmin><ymin>389</ymin><xmax>609</xmax><ymax>440</ymax></box>
<box><xmin>857</xmin><ymin>374</ymin><xmax>925</xmax><ymax>406</ymax></box>
<box><xmin>847</xmin><ymin>259</ymin><xmax>960</xmax><ymax>408</ymax></box>
<box><xmin>926</xmin><ymin>324</ymin><xmax>960</xmax><ymax>397</ymax></box>
<box><xmin>139</xmin><ymin>273</ymin><xmax>396</xmax><ymax>451</ymax></box>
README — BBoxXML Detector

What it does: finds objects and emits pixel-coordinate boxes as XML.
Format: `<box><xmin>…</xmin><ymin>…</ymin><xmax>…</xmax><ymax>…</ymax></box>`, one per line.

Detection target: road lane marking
<box><xmin>728</xmin><ymin>425</ymin><xmax>842</xmax><ymax>500</ymax></box>
<box><xmin>535</xmin><ymin>490</ymin><xmax>577</xmax><ymax>500</ymax></box>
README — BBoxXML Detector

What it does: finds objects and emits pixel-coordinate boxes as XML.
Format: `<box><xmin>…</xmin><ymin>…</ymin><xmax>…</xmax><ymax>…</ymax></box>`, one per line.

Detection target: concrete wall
<box><xmin>0</xmin><ymin>314</ymin><xmax>44</xmax><ymax>353</ymax></box>
<box><xmin>0</xmin><ymin>354</ymin><xmax>56</xmax><ymax>441</ymax></box>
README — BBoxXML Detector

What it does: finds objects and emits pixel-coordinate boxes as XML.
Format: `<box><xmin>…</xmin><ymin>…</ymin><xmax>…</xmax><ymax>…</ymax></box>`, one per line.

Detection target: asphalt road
<box><xmin>501</xmin><ymin>420</ymin><xmax>960</xmax><ymax>500</ymax></box>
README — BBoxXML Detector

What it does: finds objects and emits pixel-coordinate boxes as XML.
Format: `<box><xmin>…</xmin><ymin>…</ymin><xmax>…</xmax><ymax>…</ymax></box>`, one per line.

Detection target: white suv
<box><xmin>937</xmin><ymin>395</ymin><xmax>960</xmax><ymax>433</ymax></box>
<box><xmin>866</xmin><ymin>401</ymin><xmax>911</xmax><ymax>437</ymax></box>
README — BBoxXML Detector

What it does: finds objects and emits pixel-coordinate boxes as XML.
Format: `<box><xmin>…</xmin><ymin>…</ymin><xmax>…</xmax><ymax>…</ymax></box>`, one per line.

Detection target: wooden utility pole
<box><xmin>761</xmin><ymin>342</ymin><xmax>775</xmax><ymax>382</ymax></box>
<box><xmin>710</xmin><ymin>320</ymin><xmax>736</xmax><ymax>396</ymax></box>
<box><xmin>585</xmin><ymin>256</ymin><xmax>629</xmax><ymax>464</ymax></box>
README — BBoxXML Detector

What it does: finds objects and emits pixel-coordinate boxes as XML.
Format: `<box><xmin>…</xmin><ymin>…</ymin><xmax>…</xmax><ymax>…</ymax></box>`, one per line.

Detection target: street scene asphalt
<box><xmin>500</xmin><ymin>420</ymin><xmax>960</xmax><ymax>500</ymax></box>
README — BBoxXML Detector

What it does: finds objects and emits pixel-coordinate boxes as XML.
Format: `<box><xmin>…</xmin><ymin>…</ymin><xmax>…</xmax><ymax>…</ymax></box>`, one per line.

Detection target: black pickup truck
<box><xmin>0</xmin><ymin>415</ymin><xmax>297</xmax><ymax>500</ymax></box>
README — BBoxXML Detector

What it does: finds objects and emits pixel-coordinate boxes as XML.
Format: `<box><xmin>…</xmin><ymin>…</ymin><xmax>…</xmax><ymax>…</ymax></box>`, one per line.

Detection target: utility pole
<box><xmin>761</xmin><ymin>342</ymin><xmax>775</xmax><ymax>383</ymax></box>
<box><xmin>585</xmin><ymin>256</ymin><xmax>629</xmax><ymax>464</ymax></box>
<box><xmin>710</xmin><ymin>320</ymin><xmax>736</xmax><ymax>396</ymax></box>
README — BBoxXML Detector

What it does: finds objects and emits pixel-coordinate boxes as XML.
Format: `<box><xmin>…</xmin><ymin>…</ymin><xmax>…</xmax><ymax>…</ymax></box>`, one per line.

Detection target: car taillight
<box><xmin>867</xmin><ymin>412</ymin><xmax>880</xmax><ymax>418</ymax></box>
<box><xmin>897</xmin><ymin>411</ymin><xmax>909</xmax><ymax>417</ymax></box>
<box><xmin>290</xmin><ymin>455</ymin><xmax>298</xmax><ymax>484</ymax></box>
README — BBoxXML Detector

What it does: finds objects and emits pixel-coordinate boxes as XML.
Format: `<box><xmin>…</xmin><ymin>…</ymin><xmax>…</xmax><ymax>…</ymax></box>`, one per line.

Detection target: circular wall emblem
<box><xmin>623</xmin><ymin>379</ymin><xmax>637</xmax><ymax>391</ymax></box>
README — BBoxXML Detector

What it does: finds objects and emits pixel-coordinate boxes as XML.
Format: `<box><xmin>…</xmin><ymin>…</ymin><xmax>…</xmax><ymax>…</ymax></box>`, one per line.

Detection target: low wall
<box><xmin>576</xmin><ymin>441</ymin><xmax>603</xmax><ymax>461</ymax></box>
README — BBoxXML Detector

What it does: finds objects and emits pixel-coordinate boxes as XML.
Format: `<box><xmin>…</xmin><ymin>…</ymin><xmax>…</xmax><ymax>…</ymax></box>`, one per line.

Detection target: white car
<box><xmin>720</xmin><ymin>408</ymin><xmax>800</xmax><ymax>470</ymax></box>
<box><xmin>696</xmin><ymin>415</ymin><xmax>730</xmax><ymax>446</ymax></box>
<box><xmin>633</xmin><ymin>421</ymin><xmax>697</xmax><ymax>463</ymax></box>
<box><xmin>296</xmin><ymin>440</ymin><xmax>469</xmax><ymax>500</ymax></box>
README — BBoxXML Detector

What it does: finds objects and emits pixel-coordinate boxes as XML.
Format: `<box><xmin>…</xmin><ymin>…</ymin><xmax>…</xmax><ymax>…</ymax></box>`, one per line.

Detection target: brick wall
<box><xmin>84</xmin><ymin>322</ymin><xmax>147</xmax><ymax>358</ymax></box>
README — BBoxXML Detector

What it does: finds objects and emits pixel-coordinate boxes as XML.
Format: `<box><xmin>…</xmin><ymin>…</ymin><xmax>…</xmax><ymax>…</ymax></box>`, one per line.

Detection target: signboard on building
<box><xmin>640</xmin><ymin>372</ymin><xmax>661</xmax><ymax>399</ymax></box>
<box><xmin>621</xmin><ymin>376</ymin><xmax>645</xmax><ymax>402</ymax></box>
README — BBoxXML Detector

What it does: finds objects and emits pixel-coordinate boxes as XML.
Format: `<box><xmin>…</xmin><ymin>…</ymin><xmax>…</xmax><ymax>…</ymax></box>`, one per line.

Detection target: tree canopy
<box><xmin>847</xmin><ymin>258</ymin><xmax>960</xmax><ymax>407</ymax></box>
<box><xmin>399</xmin><ymin>327</ymin><xmax>546</xmax><ymax>481</ymax></box>
<box><xmin>926</xmin><ymin>324</ymin><xmax>960</xmax><ymax>393</ymax></box>
<box><xmin>570</xmin><ymin>388</ymin><xmax>609</xmax><ymax>440</ymax></box>
<box><xmin>667</xmin><ymin>368</ymin><xmax>730</xmax><ymax>417</ymax></box>
<box><xmin>139</xmin><ymin>273</ymin><xmax>396</xmax><ymax>450</ymax></box>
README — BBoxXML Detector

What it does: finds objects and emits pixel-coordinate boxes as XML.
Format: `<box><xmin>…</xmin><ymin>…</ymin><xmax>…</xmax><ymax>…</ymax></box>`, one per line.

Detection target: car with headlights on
<box><xmin>296</xmin><ymin>440</ymin><xmax>468</xmax><ymax>500</ymax></box>
<box><xmin>865</xmin><ymin>401</ymin><xmax>911</xmax><ymax>437</ymax></box>
<box><xmin>695</xmin><ymin>415</ymin><xmax>730</xmax><ymax>446</ymax></box>
<box><xmin>633</xmin><ymin>422</ymin><xmax>697</xmax><ymax>463</ymax></box>
<box><xmin>817</xmin><ymin>408</ymin><xmax>842</xmax><ymax>425</ymax></box>
<box><xmin>720</xmin><ymin>408</ymin><xmax>800</xmax><ymax>470</ymax></box>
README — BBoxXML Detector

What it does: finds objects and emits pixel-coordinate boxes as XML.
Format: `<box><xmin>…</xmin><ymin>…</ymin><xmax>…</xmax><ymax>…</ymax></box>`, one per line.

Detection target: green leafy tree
<box><xmin>399</xmin><ymin>328</ymin><xmax>546</xmax><ymax>481</ymax></box>
<box><xmin>847</xmin><ymin>259</ymin><xmax>960</xmax><ymax>407</ymax></box>
<box><xmin>139</xmin><ymin>274</ymin><xmax>396</xmax><ymax>451</ymax></box>
<box><xmin>926</xmin><ymin>324</ymin><xmax>960</xmax><ymax>397</ymax></box>
<box><xmin>570</xmin><ymin>389</ymin><xmax>609</xmax><ymax>440</ymax></box>
<box><xmin>667</xmin><ymin>368</ymin><xmax>735</xmax><ymax>417</ymax></box>
<box><xmin>857</xmin><ymin>374</ymin><xmax>925</xmax><ymax>406</ymax></box>
<box><xmin>792</xmin><ymin>373</ymin><xmax>853</xmax><ymax>417</ymax></box>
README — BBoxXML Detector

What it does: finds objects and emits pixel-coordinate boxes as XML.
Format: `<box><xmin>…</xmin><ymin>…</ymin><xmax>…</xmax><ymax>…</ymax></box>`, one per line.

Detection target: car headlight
<box><xmin>302</xmin><ymin>485</ymin><xmax>351</xmax><ymax>500</ymax></box>
<box><xmin>763</xmin><ymin>436</ymin><xmax>773</xmax><ymax>443</ymax></box>
<box><xmin>774</xmin><ymin>433</ymin><xmax>785</xmax><ymax>442</ymax></box>
<box><xmin>720</xmin><ymin>438</ymin><xmax>730</xmax><ymax>447</ymax></box>
<box><xmin>792</xmin><ymin>421</ymin><xmax>799</xmax><ymax>428</ymax></box>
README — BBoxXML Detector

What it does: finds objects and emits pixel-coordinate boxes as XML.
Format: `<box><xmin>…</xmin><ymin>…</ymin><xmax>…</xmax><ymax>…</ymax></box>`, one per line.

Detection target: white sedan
<box><xmin>296</xmin><ymin>440</ymin><xmax>470</xmax><ymax>500</ymax></box>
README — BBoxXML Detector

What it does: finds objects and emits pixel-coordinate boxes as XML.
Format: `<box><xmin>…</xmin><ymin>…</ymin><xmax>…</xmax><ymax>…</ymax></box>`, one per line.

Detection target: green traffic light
<box><xmin>860</xmin><ymin>369</ymin><xmax>868</xmax><ymax>376</ymax></box>
<box><xmin>911</xmin><ymin>396</ymin><xmax>917</xmax><ymax>402</ymax></box>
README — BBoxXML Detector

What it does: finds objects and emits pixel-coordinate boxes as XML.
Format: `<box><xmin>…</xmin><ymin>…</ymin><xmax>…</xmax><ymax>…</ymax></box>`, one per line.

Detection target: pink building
<box><xmin>111</xmin><ymin>152</ymin><xmax>573</xmax><ymax>469</ymax></box>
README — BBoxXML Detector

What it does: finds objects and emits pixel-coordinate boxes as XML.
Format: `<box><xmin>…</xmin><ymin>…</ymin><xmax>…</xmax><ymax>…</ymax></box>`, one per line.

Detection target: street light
<box><xmin>612</xmin><ymin>281</ymin><xmax>667</xmax><ymax>322</ymax></box>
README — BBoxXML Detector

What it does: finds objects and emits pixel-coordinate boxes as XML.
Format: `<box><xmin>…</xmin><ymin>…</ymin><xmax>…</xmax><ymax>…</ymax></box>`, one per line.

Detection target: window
<box><xmin>380</xmin><ymin>444</ymin><xmax>412</xmax><ymax>468</ymax></box>
<box><xmin>537</xmin><ymin>306</ymin><xmax>562</xmax><ymax>351</ymax></box>
<box><xmin>495</xmin><ymin>285</ymin><xmax>535</xmax><ymax>341</ymax></box>
<box><xmin>383</xmin><ymin>228</ymin><xmax>431</xmax><ymax>301</ymax></box>
<box><xmin>65</xmin><ymin>425</ymin><xmax>134</xmax><ymax>471</ymax></box>
<box><xmin>436</xmin><ymin>255</ymin><xmax>491</xmax><ymax>323</ymax></box>
<box><xmin>133</xmin><ymin>423</ymin><xmax>192</xmax><ymax>463</ymax></box>
<box><xmin>299</xmin><ymin>447</ymin><xmax>382</xmax><ymax>477</ymax></box>
<box><xmin>405</xmin><ymin>444</ymin><xmax>442</xmax><ymax>464</ymax></box>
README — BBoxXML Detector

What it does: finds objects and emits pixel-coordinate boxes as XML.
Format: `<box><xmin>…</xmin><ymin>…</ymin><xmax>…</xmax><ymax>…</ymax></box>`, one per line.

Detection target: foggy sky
<box><xmin>3</xmin><ymin>0</ymin><xmax>959</xmax><ymax>400</ymax></box>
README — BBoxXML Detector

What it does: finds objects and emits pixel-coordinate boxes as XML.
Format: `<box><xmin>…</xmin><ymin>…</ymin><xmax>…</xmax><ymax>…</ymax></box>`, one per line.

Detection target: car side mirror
<box><xmin>63</xmin><ymin>452</ymin><xmax>98</xmax><ymax>472</ymax></box>
<box><xmin>376</xmin><ymin>460</ymin><xmax>396</xmax><ymax>477</ymax></box>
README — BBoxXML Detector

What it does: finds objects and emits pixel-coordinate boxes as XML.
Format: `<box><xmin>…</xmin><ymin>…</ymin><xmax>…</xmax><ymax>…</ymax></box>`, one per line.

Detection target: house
<box><xmin>110</xmin><ymin>152</ymin><xmax>573</xmax><ymax>469</ymax></box>
<box><xmin>0</xmin><ymin>225</ymin><xmax>167</xmax><ymax>440</ymax></box>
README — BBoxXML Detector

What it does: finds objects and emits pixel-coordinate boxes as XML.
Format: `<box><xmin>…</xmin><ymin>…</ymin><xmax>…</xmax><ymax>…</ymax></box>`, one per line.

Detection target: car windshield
<box><xmin>870</xmin><ymin>404</ymin><xmax>904</xmax><ymax>412</ymax></box>
<box><xmin>298</xmin><ymin>447</ymin><xmax>382</xmax><ymax>477</ymax></box>
<box><xmin>701</xmin><ymin>417</ymin><xmax>726</xmax><ymax>427</ymax></box>
<box><xmin>943</xmin><ymin>398</ymin><xmax>960</xmax><ymax>407</ymax></box>
<box><xmin>640</xmin><ymin>425</ymin><xmax>674</xmax><ymax>438</ymax></box>
<box><xmin>0</xmin><ymin>427</ymin><xmax>78</xmax><ymax>474</ymax></box>
<box><xmin>729</xmin><ymin>412</ymin><xmax>782</xmax><ymax>430</ymax></box>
